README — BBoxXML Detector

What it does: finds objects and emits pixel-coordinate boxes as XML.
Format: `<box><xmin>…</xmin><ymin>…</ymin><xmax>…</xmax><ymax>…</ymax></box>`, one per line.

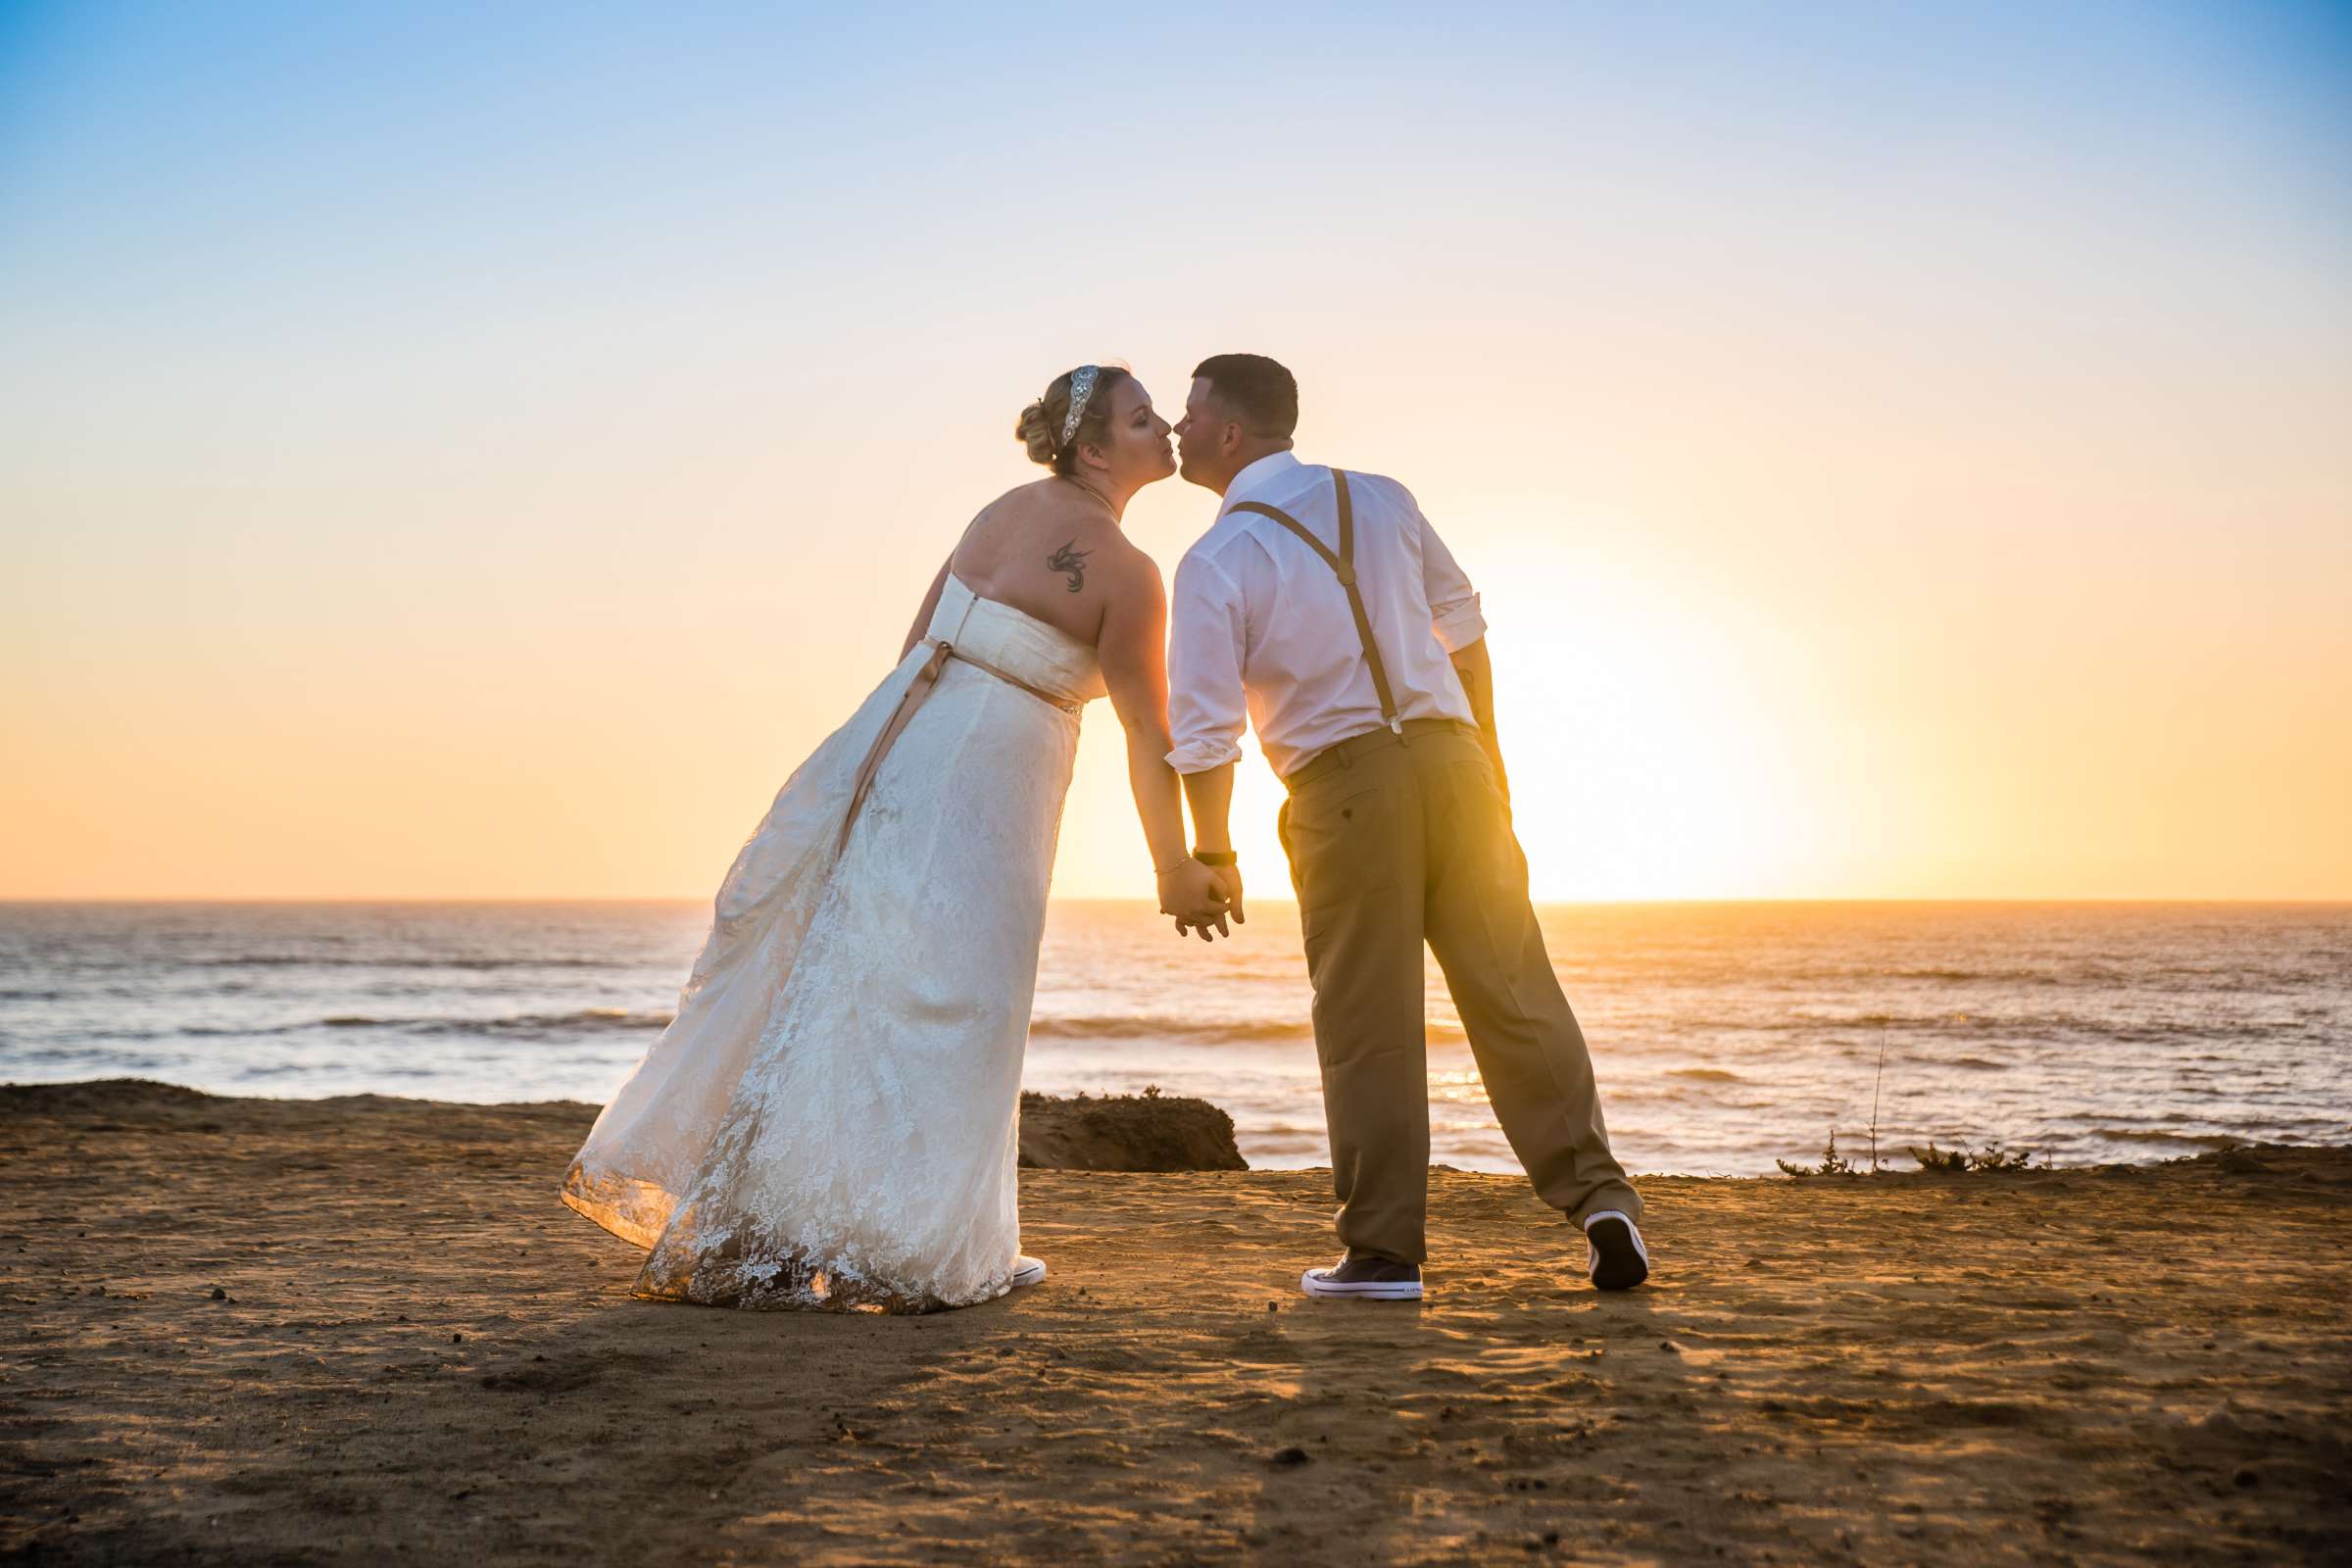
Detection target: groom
<box><xmin>1162</xmin><ymin>354</ymin><xmax>1650</xmax><ymax>1298</ymax></box>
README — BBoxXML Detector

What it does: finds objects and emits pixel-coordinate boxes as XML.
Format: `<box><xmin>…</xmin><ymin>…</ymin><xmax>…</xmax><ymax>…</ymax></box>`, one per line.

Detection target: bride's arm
<box><xmin>1098</xmin><ymin>552</ymin><xmax>1231</xmax><ymax>932</ymax></box>
<box><xmin>1096</xmin><ymin>553</ymin><xmax>1185</xmax><ymax>871</ymax></box>
<box><xmin>900</xmin><ymin>556</ymin><xmax>953</xmax><ymax>661</ymax></box>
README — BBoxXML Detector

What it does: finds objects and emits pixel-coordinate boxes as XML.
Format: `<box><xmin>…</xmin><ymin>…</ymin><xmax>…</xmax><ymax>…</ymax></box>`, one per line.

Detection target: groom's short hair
<box><xmin>1192</xmin><ymin>354</ymin><xmax>1298</xmax><ymax>440</ymax></box>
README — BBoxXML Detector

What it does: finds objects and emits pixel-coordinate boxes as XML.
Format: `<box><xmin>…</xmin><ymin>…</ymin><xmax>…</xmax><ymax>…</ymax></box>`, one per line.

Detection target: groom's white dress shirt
<box><xmin>1165</xmin><ymin>451</ymin><xmax>1488</xmax><ymax>780</ymax></box>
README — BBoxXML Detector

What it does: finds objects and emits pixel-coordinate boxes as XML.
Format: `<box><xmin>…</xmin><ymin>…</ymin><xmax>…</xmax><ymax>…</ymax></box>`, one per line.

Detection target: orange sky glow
<box><xmin>3</xmin><ymin>6</ymin><xmax>2347</xmax><ymax>902</ymax></box>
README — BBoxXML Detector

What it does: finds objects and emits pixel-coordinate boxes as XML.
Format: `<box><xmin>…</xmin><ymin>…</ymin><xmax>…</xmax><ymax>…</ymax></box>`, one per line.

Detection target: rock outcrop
<box><xmin>1016</xmin><ymin>1090</ymin><xmax>1247</xmax><ymax>1172</ymax></box>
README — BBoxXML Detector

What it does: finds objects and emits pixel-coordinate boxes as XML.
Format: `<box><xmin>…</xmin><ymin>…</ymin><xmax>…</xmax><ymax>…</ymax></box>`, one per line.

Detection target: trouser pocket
<box><xmin>1284</xmin><ymin>776</ymin><xmax>1401</xmax><ymax>948</ymax></box>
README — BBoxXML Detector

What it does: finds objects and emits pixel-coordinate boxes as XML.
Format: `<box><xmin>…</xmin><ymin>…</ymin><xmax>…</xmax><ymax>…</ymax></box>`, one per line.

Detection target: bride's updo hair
<box><xmin>1016</xmin><ymin>365</ymin><xmax>1134</xmax><ymax>476</ymax></box>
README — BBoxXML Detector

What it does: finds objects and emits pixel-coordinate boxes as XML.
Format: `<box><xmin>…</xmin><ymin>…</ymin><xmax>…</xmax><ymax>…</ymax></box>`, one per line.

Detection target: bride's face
<box><xmin>1084</xmin><ymin>378</ymin><xmax>1177</xmax><ymax>489</ymax></box>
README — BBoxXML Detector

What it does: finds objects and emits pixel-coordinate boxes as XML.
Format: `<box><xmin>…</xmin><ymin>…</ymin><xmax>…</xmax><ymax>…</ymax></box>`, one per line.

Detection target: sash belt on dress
<box><xmin>838</xmin><ymin>637</ymin><xmax>1083</xmax><ymax>853</ymax></box>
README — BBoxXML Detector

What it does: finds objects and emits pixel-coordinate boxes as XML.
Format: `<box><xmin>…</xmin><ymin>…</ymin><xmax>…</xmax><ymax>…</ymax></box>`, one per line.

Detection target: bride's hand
<box><xmin>1156</xmin><ymin>859</ymin><xmax>1232</xmax><ymax>941</ymax></box>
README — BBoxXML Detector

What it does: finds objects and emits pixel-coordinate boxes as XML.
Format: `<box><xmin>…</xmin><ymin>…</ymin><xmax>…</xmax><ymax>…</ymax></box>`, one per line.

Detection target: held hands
<box><xmin>1157</xmin><ymin>858</ymin><xmax>1241</xmax><ymax>943</ymax></box>
<box><xmin>1204</xmin><ymin>861</ymin><xmax>1244</xmax><ymax>928</ymax></box>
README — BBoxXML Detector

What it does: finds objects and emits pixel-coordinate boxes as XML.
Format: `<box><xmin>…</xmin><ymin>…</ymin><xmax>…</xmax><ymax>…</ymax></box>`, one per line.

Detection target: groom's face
<box><xmin>1174</xmin><ymin>378</ymin><xmax>1241</xmax><ymax>490</ymax></box>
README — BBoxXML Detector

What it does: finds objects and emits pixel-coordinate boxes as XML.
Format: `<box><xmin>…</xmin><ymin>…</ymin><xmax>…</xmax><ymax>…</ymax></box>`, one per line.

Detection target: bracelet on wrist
<box><xmin>1152</xmin><ymin>857</ymin><xmax>1197</xmax><ymax>876</ymax></box>
<box><xmin>1192</xmin><ymin>849</ymin><xmax>1238</xmax><ymax>867</ymax></box>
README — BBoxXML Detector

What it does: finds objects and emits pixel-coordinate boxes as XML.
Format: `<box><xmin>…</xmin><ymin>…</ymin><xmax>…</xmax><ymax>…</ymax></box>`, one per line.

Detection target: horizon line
<box><xmin>3</xmin><ymin>895</ymin><xmax>2347</xmax><ymax>908</ymax></box>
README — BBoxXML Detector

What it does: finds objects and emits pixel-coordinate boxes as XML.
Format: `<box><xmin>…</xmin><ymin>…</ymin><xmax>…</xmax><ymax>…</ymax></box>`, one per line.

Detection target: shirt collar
<box><xmin>1222</xmin><ymin>450</ymin><xmax>1303</xmax><ymax>511</ymax></box>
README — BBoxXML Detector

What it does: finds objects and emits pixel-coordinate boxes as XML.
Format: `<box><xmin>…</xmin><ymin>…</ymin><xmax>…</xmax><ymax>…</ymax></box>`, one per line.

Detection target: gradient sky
<box><xmin>3</xmin><ymin>1</ymin><xmax>2348</xmax><ymax>901</ymax></box>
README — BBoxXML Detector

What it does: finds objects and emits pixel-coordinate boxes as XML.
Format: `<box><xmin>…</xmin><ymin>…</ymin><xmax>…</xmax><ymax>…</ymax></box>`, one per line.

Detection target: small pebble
<box><xmin>209</xmin><ymin>1287</ymin><xmax>227</xmax><ymax>1301</ymax></box>
<box><xmin>1660</xmin><ymin>1340</ymin><xmax>1680</xmax><ymax>1353</ymax></box>
<box><xmin>451</xmin><ymin>1333</ymin><xmax>464</xmax><ymax>1346</ymax></box>
<box><xmin>1268</xmin><ymin>1446</ymin><xmax>1310</xmax><ymax>1467</ymax></box>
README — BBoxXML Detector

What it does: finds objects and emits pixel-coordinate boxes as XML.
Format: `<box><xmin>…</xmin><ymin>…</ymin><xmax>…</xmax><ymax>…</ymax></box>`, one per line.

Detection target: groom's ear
<box><xmin>1198</xmin><ymin>398</ymin><xmax>1237</xmax><ymax>456</ymax></box>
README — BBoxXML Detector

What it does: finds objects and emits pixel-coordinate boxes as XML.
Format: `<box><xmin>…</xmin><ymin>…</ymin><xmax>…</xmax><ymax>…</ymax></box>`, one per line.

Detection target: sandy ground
<box><xmin>2</xmin><ymin>1080</ymin><xmax>2347</xmax><ymax>1566</ymax></box>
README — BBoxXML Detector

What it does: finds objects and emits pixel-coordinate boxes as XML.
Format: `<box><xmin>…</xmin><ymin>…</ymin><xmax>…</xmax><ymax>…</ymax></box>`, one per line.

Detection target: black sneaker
<box><xmin>1582</xmin><ymin>1210</ymin><xmax>1649</xmax><ymax>1291</ymax></box>
<box><xmin>1300</xmin><ymin>1254</ymin><xmax>1423</xmax><ymax>1301</ymax></box>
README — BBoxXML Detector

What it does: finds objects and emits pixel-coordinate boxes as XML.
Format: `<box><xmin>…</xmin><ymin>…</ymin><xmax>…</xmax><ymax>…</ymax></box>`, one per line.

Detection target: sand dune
<box><xmin>2</xmin><ymin>1080</ymin><xmax>2346</xmax><ymax>1564</ymax></box>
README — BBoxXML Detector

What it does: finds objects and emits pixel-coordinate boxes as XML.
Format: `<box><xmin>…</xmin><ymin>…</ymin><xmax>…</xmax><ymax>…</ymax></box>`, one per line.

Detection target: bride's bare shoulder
<box><xmin>1090</xmin><ymin>529</ymin><xmax>1166</xmax><ymax>603</ymax></box>
<box><xmin>978</xmin><ymin>477</ymin><xmax>1089</xmax><ymax>524</ymax></box>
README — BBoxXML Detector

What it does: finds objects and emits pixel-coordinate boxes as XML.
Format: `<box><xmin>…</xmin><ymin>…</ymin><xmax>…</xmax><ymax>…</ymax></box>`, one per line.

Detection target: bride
<box><xmin>561</xmin><ymin>366</ymin><xmax>1232</xmax><ymax>1311</ymax></box>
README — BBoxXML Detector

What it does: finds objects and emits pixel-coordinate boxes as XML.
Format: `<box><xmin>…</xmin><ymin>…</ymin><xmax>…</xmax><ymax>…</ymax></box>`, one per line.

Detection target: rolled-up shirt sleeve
<box><xmin>1417</xmin><ymin>504</ymin><xmax>1489</xmax><ymax>653</ymax></box>
<box><xmin>1164</xmin><ymin>548</ymin><xmax>1250</xmax><ymax>773</ymax></box>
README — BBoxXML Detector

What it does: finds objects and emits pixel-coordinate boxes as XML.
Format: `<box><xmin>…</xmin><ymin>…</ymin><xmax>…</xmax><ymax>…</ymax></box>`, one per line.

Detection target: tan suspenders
<box><xmin>1228</xmin><ymin>469</ymin><xmax>1404</xmax><ymax>736</ymax></box>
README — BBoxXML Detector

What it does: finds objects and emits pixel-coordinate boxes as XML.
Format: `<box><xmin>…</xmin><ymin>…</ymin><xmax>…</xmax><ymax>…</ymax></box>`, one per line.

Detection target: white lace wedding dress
<box><xmin>562</xmin><ymin>573</ymin><xmax>1105</xmax><ymax>1312</ymax></box>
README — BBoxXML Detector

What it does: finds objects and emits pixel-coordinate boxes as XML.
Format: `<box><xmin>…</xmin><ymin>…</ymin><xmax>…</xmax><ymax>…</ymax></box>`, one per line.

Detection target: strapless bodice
<box><xmin>925</xmin><ymin>574</ymin><xmax>1106</xmax><ymax>706</ymax></box>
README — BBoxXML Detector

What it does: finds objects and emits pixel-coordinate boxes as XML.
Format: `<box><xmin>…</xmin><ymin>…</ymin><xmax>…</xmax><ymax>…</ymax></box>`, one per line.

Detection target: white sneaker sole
<box><xmin>1009</xmin><ymin>1256</ymin><xmax>1046</xmax><ymax>1289</ymax></box>
<box><xmin>1583</xmin><ymin>1210</ymin><xmax>1650</xmax><ymax>1288</ymax></box>
<box><xmin>1299</xmin><ymin>1269</ymin><xmax>1423</xmax><ymax>1300</ymax></box>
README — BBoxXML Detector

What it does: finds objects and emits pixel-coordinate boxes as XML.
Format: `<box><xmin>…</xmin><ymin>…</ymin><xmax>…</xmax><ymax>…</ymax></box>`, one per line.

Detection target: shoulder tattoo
<box><xmin>1046</xmin><ymin>539</ymin><xmax>1092</xmax><ymax>594</ymax></box>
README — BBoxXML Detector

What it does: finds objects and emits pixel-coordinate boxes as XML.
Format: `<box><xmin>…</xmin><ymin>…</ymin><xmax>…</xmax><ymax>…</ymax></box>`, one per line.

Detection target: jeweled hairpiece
<box><xmin>1057</xmin><ymin>365</ymin><xmax>1102</xmax><ymax>450</ymax></box>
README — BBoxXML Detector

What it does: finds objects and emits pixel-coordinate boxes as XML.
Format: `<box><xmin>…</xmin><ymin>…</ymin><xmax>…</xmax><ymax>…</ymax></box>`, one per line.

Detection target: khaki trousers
<box><xmin>1277</xmin><ymin>720</ymin><xmax>1642</xmax><ymax>1264</ymax></box>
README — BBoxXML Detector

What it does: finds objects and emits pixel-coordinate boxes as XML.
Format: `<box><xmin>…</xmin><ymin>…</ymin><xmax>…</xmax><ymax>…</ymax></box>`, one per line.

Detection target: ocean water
<box><xmin>1</xmin><ymin>900</ymin><xmax>2345</xmax><ymax>1177</ymax></box>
